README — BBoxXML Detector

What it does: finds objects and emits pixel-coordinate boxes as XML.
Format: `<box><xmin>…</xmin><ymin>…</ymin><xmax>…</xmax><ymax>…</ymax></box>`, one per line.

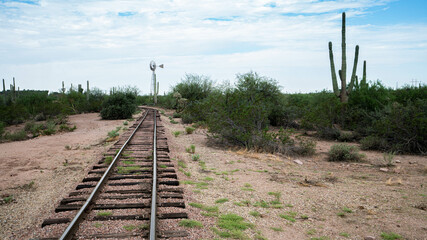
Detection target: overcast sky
<box><xmin>0</xmin><ymin>0</ymin><xmax>426</xmax><ymax>94</ymax></box>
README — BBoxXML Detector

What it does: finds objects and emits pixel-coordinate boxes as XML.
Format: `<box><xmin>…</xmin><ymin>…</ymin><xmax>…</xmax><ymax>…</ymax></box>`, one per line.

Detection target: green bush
<box><xmin>42</xmin><ymin>121</ymin><xmax>57</xmax><ymax>135</ymax></box>
<box><xmin>173</xmin><ymin>112</ymin><xmax>182</xmax><ymax>118</ymax></box>
<box><xmin>295</xmin><ymin>138</ymin><xmax>316</xmax><ymax>156</ymax></box>
<box><xmin>172</xmin><ymin>74</ymin><xmax>214</xmax><ymax>102</ymax></box>
<box><xmin>301</xmin><ymin>91</ymin><xmax>342</xmax><ymax>130</ymax></box>
<box><xmin>3</xmin><ymin>130</ymin><xmax>28</xmax><ymax>141</ymax></box>
<box><xmin>100</xmin><ymin>92</ymin><xmax>136</xmax><ymax>120</ymax></box>
<box><xmin>370</xmin><ymin>100</ymin><xmax>426</xmax><ymax>154</ymax></box>
<box><xmin>328</xmin><ymin>144</ymin><xmax>364</xmax><ymax>162</ymax></box>
<box><xmin>360</xmin><ymin>135</ymin><xmax>387</xmax><ymax>151</ymax></box>
<box><xmin>0</xmin><ymin>121</ymin><xmax>4</xmax><ymax>137</ymax></box>
<box><xmin>185</xmin><ymin>127</ymin><xmax>195</xmax><ymax>134</ymax></box>
<box><xmin>317</xmin><ymin>127</ymin><xmax>341</xmax><ymax>140</ymax></box>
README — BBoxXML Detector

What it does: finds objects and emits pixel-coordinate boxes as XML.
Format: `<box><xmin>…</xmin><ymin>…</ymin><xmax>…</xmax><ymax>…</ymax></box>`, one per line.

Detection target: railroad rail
<box><xmin>38</xmin><ymin>108</ymin><xmax>188</xmax><ymax>239</ymax></box>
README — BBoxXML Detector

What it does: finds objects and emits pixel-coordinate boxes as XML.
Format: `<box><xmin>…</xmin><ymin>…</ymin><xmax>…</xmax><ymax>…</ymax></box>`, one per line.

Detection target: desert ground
<box><xmin>0</xmin><ymin>109</ymin><xmax>426</xmax><ymax>240</ymax></box>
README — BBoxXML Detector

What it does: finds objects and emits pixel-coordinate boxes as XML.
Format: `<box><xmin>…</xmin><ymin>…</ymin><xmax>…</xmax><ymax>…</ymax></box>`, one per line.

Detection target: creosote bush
<box><xmin>328</xmin><ymin>144</ymin><xmax>364</xmax><ymax>162</ymax></box>
<box><xmin>100</xmin><ymin>92</ymin><xmax>136</xmax><ymax>120</ymax></box>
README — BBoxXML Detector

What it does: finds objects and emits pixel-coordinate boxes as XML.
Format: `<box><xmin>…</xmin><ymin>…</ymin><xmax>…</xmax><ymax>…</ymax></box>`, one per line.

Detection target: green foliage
<box><xmin>173</xmin><ymin>74</ymin><xmax>214</xmax><ymax>102</ymax></box>
<box><xmin>173</xmin><ymin>131</ymin><xmax>181</xmax><ymax>137</ymax></box>
<box><xmin>0</xmin><ymin>121</ymin><xmax>5</xmax><ymax>137</ymax></box>
<box><xmin>328</xmin><ymin>144</ymin><xmax>364</xmax><ymax>162</ymax></box>
<box><xmin>97</xmin><ymin>211</ymin><xmax>112</xmax><ymax>216</ymax></box>
<box><xmin>215</xmin><ymin>198</ymin><xmax>229</xmax><ymax>204</ymax></box>
<box><xmin>3</xmin><ymin>130</ymin><xmax>27</xmax><ymax>141</ymax></box>
<box><xmin>185</xmin><ymin>127</ymin><xmax>195</xmax><ymax>134</ymax></box>
<box><xmin>218</xmin><ymin>214</ymin><xmax>253</xmax><ymax>231</ymax></box>
<box><xmin>108</xmin><ymin>129</ymin><xmax>119</xmax><ymax>138</ymax></box>
<box><xmin>179</xmin><ymin>219</ymin><xmax>203</xmax><ymax>228</ymax></box>
<box><xmin>380</xmin><ymin>232</ymin><xmax>402</xmax><ymax>240</ymax></box>
<box><xmin>100</xmin><ymin>91</ymin><xmax>136</xmax><ymax>120</ymax></box>
<box><xmin>360</xmin><ymin>135</ymin><xmax>387</xmax><ymax>151</ymax></box>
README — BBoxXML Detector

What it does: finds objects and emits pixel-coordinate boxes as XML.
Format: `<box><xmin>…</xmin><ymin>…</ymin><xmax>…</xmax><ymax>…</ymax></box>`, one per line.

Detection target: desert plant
<box><xmin>328</xmin><ymin>144</ymin><xmax>364</xmax><ymax>162</ymax></box>
<box><xmin>192</xmin><ymin>154</ymin><xmax>200</xmax><ymax>161</ymax></box>
<box><xmin>3</xmin><ymin>130</ymin><xmax>27</xmax><ymax>141</ymax></box>
<box><xmin>173</xmin><ymin>131</ymin><xmax>181</xmax><ymax>137</ymax></box>
<box><xmin>360</xmin><ymin>135</ymin><xmax>387</xmax><ymax>151</ymax></box>
<box><xmin>328</xmin><ymin>12</ymin><xmax>360</xmax><ymax>103</ymax></box>
<box><xmin>100</xmin><ymin>91</ymin><xmax>136</xmax><ymax>120</ymax></box>
<box><xmin>185</xmin><ymin>127</ymin><xmax>195</xmax><ymax>134</ymax></box>
<box><xmin>108</xmin><ymin>129</ymin><xmax>119</xmax><ymax>138</ymax></box>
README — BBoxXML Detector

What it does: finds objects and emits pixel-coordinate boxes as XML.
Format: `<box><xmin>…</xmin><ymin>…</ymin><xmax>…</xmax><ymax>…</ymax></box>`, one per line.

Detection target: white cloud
<box><xmin>0</xmin><ymin>0</ymin><xmax>425</xmax><ymax>94</ymax></box>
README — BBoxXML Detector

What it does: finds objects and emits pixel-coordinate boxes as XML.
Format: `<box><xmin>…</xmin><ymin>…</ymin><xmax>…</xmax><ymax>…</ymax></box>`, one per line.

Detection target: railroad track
<box><xmin>38</xmin><ymin>108</ymin><xmax>188</xmax><ymax>239</ymax></box>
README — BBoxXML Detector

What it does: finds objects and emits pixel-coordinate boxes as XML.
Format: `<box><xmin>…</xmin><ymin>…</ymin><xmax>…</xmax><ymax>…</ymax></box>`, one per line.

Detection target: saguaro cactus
<box><xmin>61</xmin><ymin>81</ymin><xmax>66</xmax><ymax>94</ymax></box>
<box><xmin>86</xmin><ymin>80</ymin><xmax>90</xmax><ymax>101</ymax></box>
<box><xmin>12</xmin><ymin>77</ymin><xmax>16</xmax><ymax>101</ymax></box>
<box><xmin>2</xmin><ymin>79</ymin><xmax>5</xmax><ymax>104</ymax></box>
<box><xmin>360</xmin><ymin>60</ymin><xmax>367</xmax><ymax>88</ymax></box>
<box><xmin>153</xmin><ymin>74</ymin><xmax>159</xmax><ymax>104</ymax></box>
<box><xmin>328</xmin><ymin>12</ymin><xmax>359</xmax><ymax>103</ymax></box>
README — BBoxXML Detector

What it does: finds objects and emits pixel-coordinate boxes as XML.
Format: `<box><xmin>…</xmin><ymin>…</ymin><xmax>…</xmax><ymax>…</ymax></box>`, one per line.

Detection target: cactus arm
<box><xmin>328</xmin><ymin>42</ymin><xmax>339</xmax><ymax>96</ymax></box>
<box><xmin>348</xmin><ymin>45</ymin><xmax>359</xmax><ymax>93</ymax></box>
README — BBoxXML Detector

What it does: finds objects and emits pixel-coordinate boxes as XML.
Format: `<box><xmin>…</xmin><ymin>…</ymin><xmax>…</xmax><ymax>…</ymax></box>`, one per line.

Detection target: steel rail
<box><xmin>59</xmin><ymin>109</ymin><xmax>150</xmax><ymax>240</ymax></box>
<box><xmin>149</xmin><ymin>109</ymin><xmax>158</xmax><ymax>240</ymax></box>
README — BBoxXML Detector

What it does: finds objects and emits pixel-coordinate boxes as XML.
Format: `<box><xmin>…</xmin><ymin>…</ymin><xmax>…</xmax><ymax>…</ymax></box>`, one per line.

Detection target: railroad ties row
<box><xmin>37</xmin><ymin>109</ymin><xmax>188</xmax><ymax>239</ymax></box>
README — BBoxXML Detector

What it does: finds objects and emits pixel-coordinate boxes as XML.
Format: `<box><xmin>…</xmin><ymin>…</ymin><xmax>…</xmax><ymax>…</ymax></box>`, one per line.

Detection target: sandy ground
<box><xmin>0</xmin><ymin>113</ymin><xmax>135</xmax><ymax>239</ymax></box>
<box><xmin>160</xmin><ymin>108</ymin><xmax>427</xmax><ymax>240</ymax></box>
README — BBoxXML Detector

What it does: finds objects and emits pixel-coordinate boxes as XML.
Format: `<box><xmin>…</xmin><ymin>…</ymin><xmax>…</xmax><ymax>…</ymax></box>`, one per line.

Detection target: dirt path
<box><xmin>160</xmin><ymin>109</ymin><xmax>427</xmax><ymax>240</ymax></box>
<box><xmin>0</xmin><ymin>113</ymin><xmax>135</xmax><ymax>239</ymax></box>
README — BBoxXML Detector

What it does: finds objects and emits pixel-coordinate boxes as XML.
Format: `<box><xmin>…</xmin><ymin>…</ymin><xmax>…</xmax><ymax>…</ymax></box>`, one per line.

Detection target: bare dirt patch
<box><xmin>0</xmin><ymin>113</ymin><xmax>137</xmax><ymax>239</ymax></box>
<box><xmin>160</xmin><ymin>108</ymin><xmax>427</xmax><ymax>240</ymax></box>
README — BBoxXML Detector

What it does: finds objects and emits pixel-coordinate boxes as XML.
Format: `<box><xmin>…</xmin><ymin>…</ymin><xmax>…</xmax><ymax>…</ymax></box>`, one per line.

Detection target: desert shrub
<box><xmin>295</xmin><ymin>138</ymin><xmax>316</xmax><ymax>156</ymax></box>
<box><xmin>370</xmin><ymin>99</ymin><xmax>426</xmax><ymax>154</ymax></box>
<box><xmin>338</xmin><ymin>131</ymin><xmax>356</xmax><ymax>142</ymax></box>
<box><xmin>173</xmin><ymin>112</ymin><xmax>182</xmax><ymax>118</ymax></box>
<box><xmin>360</xmin><ymin>135</ymin><xmax>387</xmax><ymax>151</ymax></box>
<box><xmin>59</xmin><ymin>124</ymin><xmax>77</xmax><ymax>132</ymax></box>
<box><xmin>317</xmin><ymin>127</ymin><xmax>341</xmax><ymax>140</ymax></box>
<box><xmin>172</xmin><ymin>74</ymin><xmax>214</xmax><ymax>102</ymax></box>
<box><xmin>42</xmin><ymin>121</ymin><xmax>57</xmax><ymax>135</ymax></box>
<box><xmin>328</xmin><ymin>144</ymin><xmax>364</xmax><ymax>162</ymax></box>
<box><xmin>185</xmin><ymin>127</ymin><xmax>195</xmax><ymax>134</ymax></box>
<box><xmin>100</xmin><ymin>92</ymin><xmax>136</xmax><ymax>120</ymax></box>
<box><xmin>301</xmin><ymin>91</ymin><xmax>342</xmax><ymax>130</ymax></box>
<box><xmin>3</xmin><ymin>130</ymin><xmax>28</xmax><ymax>141</ymax></box>
<box><xmin>0</xmin><ymin>121</ymin><xmax>5</xmax><ymax>137</ymax></box>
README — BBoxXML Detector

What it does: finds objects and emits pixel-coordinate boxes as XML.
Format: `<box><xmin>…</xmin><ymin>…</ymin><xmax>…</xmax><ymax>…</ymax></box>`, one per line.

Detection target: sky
<box><xmin>0</xmin><ymin>0</ymin><xmax>426</xmax><ymax>94</ymax></box>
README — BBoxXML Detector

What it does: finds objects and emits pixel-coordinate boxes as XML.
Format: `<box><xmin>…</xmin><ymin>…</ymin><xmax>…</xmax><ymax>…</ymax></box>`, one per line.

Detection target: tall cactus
<box><xmin>329</xmin><ymin>12</ymin><xmax>359</xmax><ymax>103</ymax></box>
<box><xmin>360</xmin><ymin>60</ymin><xmax>367</xmax><ymax>88</ymax></box>
<box><xmin>153</xmin><ymin>73</ymin><xmax>159</xmax><ymax>104</ymax></box>
<box><xmin>2</xmin><ymin>79</ymin><xmax>5</xmax><ymax>104</ymax></box>
<box><xmin>12</xmin><ymin>77</ymin><xmax>16</xmax><ymax>102</ymax></box>
<box><xmin>86</xmin><ymin>80</ymin><xmax>90</xmax><ymax>101</ymax></box>
<box><xmin>61</xmin><ymin>81</ymin><xmax>66</xmax><ymax>94</ymax></box>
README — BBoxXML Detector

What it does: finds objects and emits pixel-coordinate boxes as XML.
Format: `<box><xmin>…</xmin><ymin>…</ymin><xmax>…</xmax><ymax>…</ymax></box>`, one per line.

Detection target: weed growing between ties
<box><xmin>179</xmin><ymin>219</ymin><xmax>203</xmax><ymax>228</ymax></box>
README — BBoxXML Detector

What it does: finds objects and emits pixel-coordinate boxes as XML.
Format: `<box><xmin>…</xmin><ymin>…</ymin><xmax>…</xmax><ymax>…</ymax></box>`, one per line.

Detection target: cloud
<box><xmin>0</xmin><ymin>0</ymin><xmax>425</xmax><ymax>93</ymax></box>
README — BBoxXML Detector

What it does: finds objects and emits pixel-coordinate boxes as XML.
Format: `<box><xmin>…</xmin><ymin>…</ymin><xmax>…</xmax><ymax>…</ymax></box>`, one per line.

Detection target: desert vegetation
<box><xmin>154</xmin><ymin>72</ymin><xmax>425</xmax><ymax>156</ymax></box>
<box><xmin>0</xmin><ymin>82</ymin><xmax>139</xmax><ymax>141</ymax></box>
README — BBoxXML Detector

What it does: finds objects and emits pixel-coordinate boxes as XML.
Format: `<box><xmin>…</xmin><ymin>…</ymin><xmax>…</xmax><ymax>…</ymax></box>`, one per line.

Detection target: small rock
<box><xmin>364</xmin><ymin>236</ymin><xmax>376</xmax><ymax>240</ymax></box>
<box><xmin>395</xmin><ymin>160</ymin><xmax>401</xmax><ymax>163</ymax></box>
<box><xmin>379</xmin><ymin>168</ymin><xmax>389</xmax><ymax>172</ymax></box>
<box><xmin>294</xmin><ymin>160</ymin><xmax>303</xmax><ymax>165</ymax></box>
<box><xmin>409</xmin><ymin>161</ymin><xmax>417</xmax><ymax>164</ymax></box>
